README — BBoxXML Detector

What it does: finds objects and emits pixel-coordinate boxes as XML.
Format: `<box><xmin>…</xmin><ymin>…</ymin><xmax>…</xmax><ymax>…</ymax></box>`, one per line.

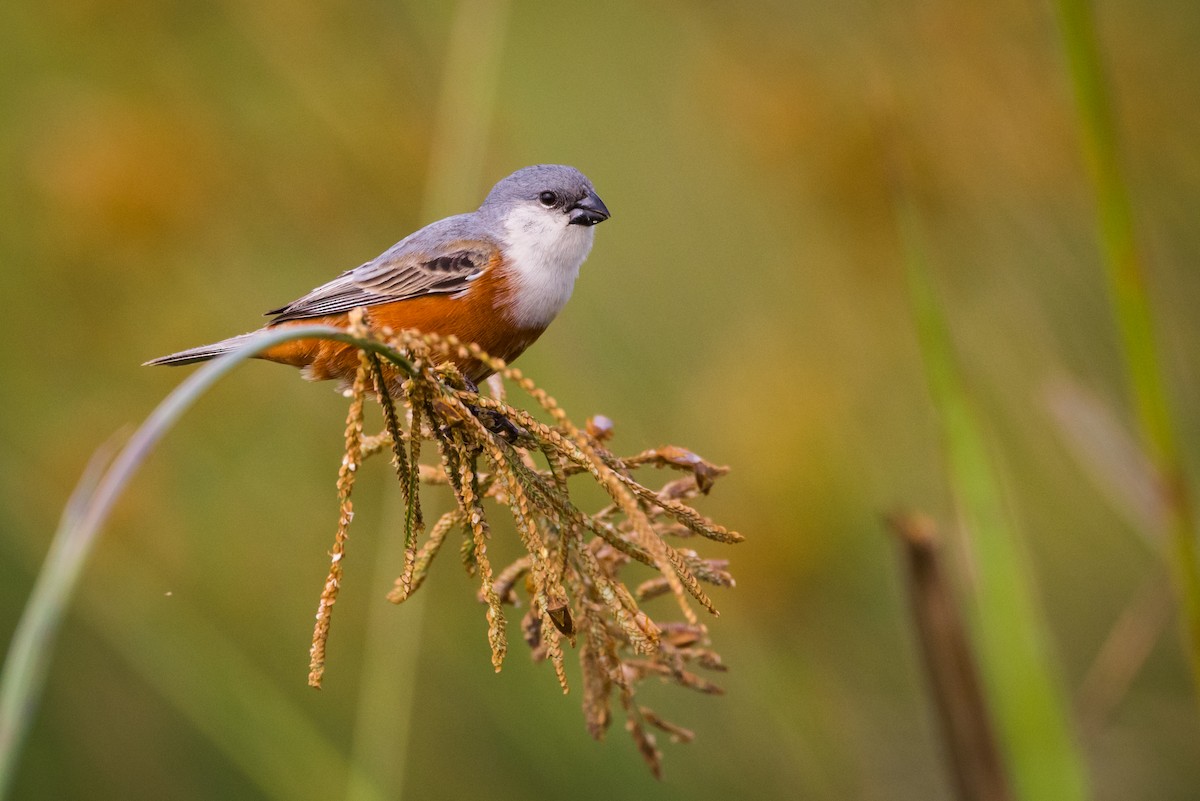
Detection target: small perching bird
<box><xmin>146</xmin><ymin>164</ymin><xmax>610</xmax><ymax>384</ymax></box>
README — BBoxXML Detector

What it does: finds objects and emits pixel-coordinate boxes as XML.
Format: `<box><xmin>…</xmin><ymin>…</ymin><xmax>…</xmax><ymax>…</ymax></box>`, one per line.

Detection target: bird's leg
<box><xmin>472</xmin><ymin>406</ymin><xmax>526</xmax><ymax>444</ymax></box>
<box><xmin>438</xmin><ymin>370</ymin><xmax>525</xmax><ymax>444</ymax></box>
<box><xmin>454</xmin><ymin>375</ymin><xmax>528</xmax><ymax>444</ymax></box>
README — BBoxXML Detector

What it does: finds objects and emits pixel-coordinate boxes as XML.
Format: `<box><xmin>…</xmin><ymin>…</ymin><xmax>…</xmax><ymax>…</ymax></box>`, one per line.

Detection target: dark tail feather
<box><xmin>143</xmin><ymin>332</ymin><xmax>259</xmax><ymax>367</ymax></box>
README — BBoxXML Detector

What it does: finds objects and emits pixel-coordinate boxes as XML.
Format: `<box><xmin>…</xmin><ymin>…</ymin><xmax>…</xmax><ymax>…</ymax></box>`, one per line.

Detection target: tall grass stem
<box><xmin>899</xmin><ymin>198</ymin><xmax>1090</xmax><ymax>801</ymax></box>
<box><xmin>1054</xmin><ymin>0</ymin><xmax>1200</xmax><ymax>697</ymax></box>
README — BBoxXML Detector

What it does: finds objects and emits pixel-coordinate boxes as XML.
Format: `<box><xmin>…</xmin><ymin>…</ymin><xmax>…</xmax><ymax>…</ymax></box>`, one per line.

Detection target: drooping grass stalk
<box><xmin>898</xmin><ymin>200</ymin><xmax>1090</xmax><ymax>801</ymax></box>
<box><xmin>0</xmin><ymin>324</ymin><xmax>406</xmax><ymax>800</ymax></box>
<box><xmin>1054</xmin><ymin>0</ymin><xmax>1200</xmax><ymax>699</ymax></box>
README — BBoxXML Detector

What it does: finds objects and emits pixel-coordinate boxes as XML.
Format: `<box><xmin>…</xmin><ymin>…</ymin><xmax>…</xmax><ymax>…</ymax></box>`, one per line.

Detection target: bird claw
<box><xmin>471</xmin><ymin>406</ymin><xmax>528</xmax><ymax>445</ymax></box>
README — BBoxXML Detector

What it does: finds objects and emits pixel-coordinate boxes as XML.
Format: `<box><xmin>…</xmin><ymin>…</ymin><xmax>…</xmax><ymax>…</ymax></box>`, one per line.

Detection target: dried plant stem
<box><xmin>466</xmin><ymin>394</ymin><xmax>740</xmax><ymax>549</ymax></box>
<box><xmin>506</xmin><ymin>454</ymin><xmax>657</xmax><ymax>569</ymax></box>
<box><xmin>308</xmin><ymin>344</ymin><xmax>371</xmax><ymax>688</ymax></box>
<box><xmin>568</xmin><ymin>526</ymin><xmax>660</xmax><ymax>654</ymax></box>
<box><xmin>455</xmin><ymin>407</ymin><xmax>565</xmax><ymax>678</ymax></box>
<box><xmin>461</xmin><ymin>453</ymin><xmax>509</xmax><ymax>671</ymax></box>
<box><xmin>888</xmin><ymin>512</ymin><xmax>1012</xmax><ymax>801</ymax></box>
<box><xmin>361</xmin><ymin>326</ymin><xmax>735</xmax><ymax>773</ymax></box>
<box><xmin>368</xmin><ymin>355</ymin><xmax>422</xmax><ymax>598</ymax></box>
<box><xmin>387</xmin><ymin>510</ymin><xmax>460</xmax><ymax>604</ymax></box>
<box><xmin>435</xmin><ymin>431</ymin><xmax>507</xmax><ymax>670</ymax></box>
<box><xmin>459</xmin><ymin>392</ymin><xmax>717</xmax><ymax>620</ymax></box>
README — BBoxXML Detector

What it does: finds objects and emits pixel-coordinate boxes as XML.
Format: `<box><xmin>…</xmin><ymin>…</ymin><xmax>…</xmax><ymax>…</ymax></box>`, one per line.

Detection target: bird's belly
<box><xmin>368</xmin><ymin>293</ymin><xmax>546</xmax><ymax>382</ymax></box>
<box><xmin>261</xmin><ymin>294</ymin><xmax>547</xmax><ymax>385</ymax></box>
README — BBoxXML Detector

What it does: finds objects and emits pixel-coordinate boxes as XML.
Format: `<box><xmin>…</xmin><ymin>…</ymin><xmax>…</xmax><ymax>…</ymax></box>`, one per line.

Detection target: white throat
<box><xmin>499</xmin><ymin>205</ymin><xmax>594</xmax><ymax>328</ymax></box>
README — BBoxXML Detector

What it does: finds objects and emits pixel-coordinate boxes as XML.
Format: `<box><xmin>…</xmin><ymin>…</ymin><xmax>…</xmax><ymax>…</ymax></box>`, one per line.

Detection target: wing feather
<box><xmin>266</xmin><ymin>236</ymin><xmax>498</xmax><ymax>324</ymax></box>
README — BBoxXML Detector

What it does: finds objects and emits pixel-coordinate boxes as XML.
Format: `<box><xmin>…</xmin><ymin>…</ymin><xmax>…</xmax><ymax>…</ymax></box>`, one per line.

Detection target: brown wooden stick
<box><xmin>887</xmin><ymin>511</ymin><xmax>1013</xmax><ymax>801</ymax></box>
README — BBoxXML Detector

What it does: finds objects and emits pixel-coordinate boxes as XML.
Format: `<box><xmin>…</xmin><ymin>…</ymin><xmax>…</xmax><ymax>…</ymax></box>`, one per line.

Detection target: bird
<box><xmin>146</xmin><ymin>164</ymin><xmax>610</xmax><ymax>387</ymax></box>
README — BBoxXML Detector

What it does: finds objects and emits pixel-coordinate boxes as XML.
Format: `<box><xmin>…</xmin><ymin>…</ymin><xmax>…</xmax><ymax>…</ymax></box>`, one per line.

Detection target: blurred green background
<box><xmin>2</xmin><ymin>0</ymin><xmax>1199</xmax><ymax>798</ymax></box>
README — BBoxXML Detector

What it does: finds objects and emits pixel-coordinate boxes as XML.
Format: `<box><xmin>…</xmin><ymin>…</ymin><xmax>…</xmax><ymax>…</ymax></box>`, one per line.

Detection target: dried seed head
<box><xmin>303</xmin><ymin>323</ymin><xmax>740</xmax><ymax>774</ymax></box>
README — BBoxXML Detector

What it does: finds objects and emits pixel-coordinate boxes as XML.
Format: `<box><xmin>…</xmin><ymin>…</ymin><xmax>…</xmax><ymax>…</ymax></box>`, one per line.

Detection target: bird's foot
<box><xmin>471</xmin><ymin>406</ymin><xmax>527</xmax><ymax>444</ymax></box>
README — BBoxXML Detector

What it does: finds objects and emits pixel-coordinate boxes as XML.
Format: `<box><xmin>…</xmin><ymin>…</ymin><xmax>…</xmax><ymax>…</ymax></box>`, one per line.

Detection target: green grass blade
<box><xmin>0</xmin><ymin>441</ymin><xmax>115</xmax><ymax>797</ymax></box>
<box><xmin>900</xmin><ymin>203</ymin><xmax>1090</xmax><ymax>801</ymax></box>
<box><xmin>0</xmin><ymin>324</ymin><xmax>394</xmax><ymax>800</ymax></box>
<box><xmin>1054</xmin><ymin>0</ymin><xmax>1200</xmax><ymax>698</ymax></box>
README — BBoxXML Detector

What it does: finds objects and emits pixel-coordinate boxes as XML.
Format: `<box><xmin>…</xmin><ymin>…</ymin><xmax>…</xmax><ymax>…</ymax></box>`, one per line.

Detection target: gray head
<box><xmin>472</xmin><ymin>165</ymin><xmax>609</xmax><ymax>329</ymax></box>
<box><xmin>480</xmin><ymin>164</ymin><xmax>610</xmax><ymax>227</ymax></box>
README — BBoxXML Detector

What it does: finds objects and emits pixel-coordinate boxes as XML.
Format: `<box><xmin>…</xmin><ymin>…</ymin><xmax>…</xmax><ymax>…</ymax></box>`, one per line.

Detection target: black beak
<box><xmin>567</xmin><ymin>191</ymin><xmax>610</xmax><ymax>226</ymax></box>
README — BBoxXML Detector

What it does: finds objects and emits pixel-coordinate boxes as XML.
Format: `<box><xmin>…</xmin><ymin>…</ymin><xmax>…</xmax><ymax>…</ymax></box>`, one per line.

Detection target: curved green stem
<box><xmin>0</xmin><ymin>324</ymin><xmax>410</xmax><ymax>799</ymax></box>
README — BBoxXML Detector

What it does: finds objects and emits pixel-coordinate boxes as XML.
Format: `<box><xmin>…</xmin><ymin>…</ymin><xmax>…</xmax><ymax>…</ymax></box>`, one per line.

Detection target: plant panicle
<box><xmin>308</xmin><ymin>316</ymin><xmax>741</xmax><ymax>776</ymax></box>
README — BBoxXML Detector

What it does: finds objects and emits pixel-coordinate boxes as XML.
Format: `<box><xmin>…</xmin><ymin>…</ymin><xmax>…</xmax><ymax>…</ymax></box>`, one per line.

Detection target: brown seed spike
<box><xmin>295</xmin><ymin>325</ymin><xmax>739</xmax><ymax>776</ymax></box>
<box><xmin>640</xmin><ymin>707</ymin><xmax>695</xmax><ymax>744</ymax></box>
<box><xmin>308</xmin><ymin>312</ymin><xmax>371</xmax><ymax>688</ymax></box>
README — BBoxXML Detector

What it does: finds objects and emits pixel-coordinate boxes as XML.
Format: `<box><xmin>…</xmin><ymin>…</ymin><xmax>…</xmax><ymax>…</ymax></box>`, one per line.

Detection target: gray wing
<box><xmin>266</xmin><ymin>219</ymin><xmax>500</xmax><ymax>323</ymax></box>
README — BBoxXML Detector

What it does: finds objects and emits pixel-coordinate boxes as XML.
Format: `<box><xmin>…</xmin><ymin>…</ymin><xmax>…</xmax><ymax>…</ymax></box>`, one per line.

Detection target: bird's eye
<box><xmin>538</xmin><ymin>190</ymin><xmax>559</xmax><ymax>207</ymax></box>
